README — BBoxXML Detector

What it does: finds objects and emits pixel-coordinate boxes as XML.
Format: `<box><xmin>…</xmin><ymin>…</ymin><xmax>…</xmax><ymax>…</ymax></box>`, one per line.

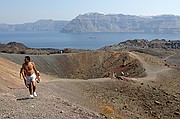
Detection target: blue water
<box><xmin>0</xmin><ymin>32</ymin><xmax>180</xmax><ymax>50</ymax></box>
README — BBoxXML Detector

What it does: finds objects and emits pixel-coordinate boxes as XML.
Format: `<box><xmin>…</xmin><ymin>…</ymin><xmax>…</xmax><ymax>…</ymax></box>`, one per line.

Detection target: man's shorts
<box><xmin>26</xmin><ymin>73</ymin><xmax>36</xmax><ymax>84</ymax></box>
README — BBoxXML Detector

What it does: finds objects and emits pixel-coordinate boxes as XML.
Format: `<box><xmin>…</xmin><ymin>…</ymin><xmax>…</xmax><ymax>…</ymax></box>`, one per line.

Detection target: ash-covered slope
<box><xmin>0</xmin><ymin>48</ymin><xmax>179</xmax><ymax>119</ymax></box>
<box><xmin>0</xmin><ymin>57</ymin><xmax>22</xmax><ymax>92</ymax></box>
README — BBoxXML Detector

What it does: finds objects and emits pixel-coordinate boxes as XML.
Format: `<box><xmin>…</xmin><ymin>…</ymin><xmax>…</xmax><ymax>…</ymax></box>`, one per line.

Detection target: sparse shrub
<box><xmin>99</xmin><ymin>105</ymin><xmax>125</xmax><ymax>119</ymax></box>
<box><xmin>99</xmin><ymin>105</ymin><xmax>114</xmax><ymax>119</ymax></box>
<box><xmin>116</xmin><ymin>115</ymin><xmax>124</xmax><ymax>119</ymax></box>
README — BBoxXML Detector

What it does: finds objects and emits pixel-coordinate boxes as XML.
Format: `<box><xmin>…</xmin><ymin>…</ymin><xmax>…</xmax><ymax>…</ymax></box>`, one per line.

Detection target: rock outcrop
<box><xmin>0</xmin><ymin>42</ymin><xmax>65</xmax><ymax>54</ymax></box>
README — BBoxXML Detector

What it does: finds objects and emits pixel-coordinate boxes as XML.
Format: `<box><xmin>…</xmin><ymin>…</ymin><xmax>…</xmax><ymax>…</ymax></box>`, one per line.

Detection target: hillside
<box><xmin>0</xmin><ymin>57</ymin><xmax>23</xmax><ymax>93</ymax></box>
<box><xmin>62</xmin><ymin>13</ymin><xmax>180</xmax><ymax>33</ymax></box>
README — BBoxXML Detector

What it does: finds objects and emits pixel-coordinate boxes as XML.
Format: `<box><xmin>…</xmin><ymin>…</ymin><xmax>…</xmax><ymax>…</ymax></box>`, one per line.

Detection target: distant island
<box><xmin>0</xmin><ymin>19</ymin><xmax>69</xmax><ymax>32</ymax></box>
<box><xmin>1</xmin><ymin>13</ymin><xmax>180</xmax><ymax>33</ymax></box>
<box><xmin>62</xmin><ymin>13</ymin><xmax>180</xmax><ymax>33</ymax></box>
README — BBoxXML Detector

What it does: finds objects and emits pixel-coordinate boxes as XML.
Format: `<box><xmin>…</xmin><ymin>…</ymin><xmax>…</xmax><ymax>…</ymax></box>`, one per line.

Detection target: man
<box><xmin>20</xmin><ymin>68</ymin><xmax>40</xmax><ymax>86</ymax></box>
<box><xmin>21</xmin><ymin>56</ymin><xmax>38</xmax><ymax>98</ymax></box>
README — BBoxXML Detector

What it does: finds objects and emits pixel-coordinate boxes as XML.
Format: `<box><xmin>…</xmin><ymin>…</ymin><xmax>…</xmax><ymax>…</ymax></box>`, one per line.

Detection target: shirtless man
<box><xmin>22</xmin><ymin>56</ymin><xmax>38</xmax><ymax>98</ymax></box>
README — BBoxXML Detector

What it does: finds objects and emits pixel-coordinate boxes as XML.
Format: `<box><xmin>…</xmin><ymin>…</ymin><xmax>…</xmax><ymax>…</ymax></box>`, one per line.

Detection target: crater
<box><xmin>0</xmin><ymin>51</ymin><xmax>146</xmax><ymax>79</ymax></box>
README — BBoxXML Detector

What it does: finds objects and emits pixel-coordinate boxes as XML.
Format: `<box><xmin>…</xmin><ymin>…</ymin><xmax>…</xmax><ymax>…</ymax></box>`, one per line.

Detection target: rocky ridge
<box><xmin>100</xmin><ymin>39</ymin><xmax>180</xmax><ymax>51</ymax></box>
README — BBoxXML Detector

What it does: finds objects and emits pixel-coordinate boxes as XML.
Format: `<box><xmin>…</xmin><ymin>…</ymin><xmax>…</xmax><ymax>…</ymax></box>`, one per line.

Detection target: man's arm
<box><xmin>32</xmin><ymin>62</ymin><xmax>38</xmax><ymax>75</ymax></box>
<box><xmin>20</xmin><ymin>68</ymin><xmax>22</xmax><ymax>79</ymax></box>
<box><xmin>21</xmin><ymin>64</ymin><xmax>26</xmax><ymax>80</ymax></box>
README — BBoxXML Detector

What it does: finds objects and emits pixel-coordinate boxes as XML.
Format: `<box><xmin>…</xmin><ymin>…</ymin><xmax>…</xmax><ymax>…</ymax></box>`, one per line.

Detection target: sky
<box><xmin>1</xmin><ymin>0</ymin><xmax>180</xmax><ymax>24</ymax></box>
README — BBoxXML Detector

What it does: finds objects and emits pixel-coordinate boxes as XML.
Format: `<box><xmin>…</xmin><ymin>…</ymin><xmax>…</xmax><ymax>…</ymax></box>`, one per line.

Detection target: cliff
<box><xmin>62</xmin><ymin>13</ymin><xmax>180</xmax><ymax>33</ymax></box>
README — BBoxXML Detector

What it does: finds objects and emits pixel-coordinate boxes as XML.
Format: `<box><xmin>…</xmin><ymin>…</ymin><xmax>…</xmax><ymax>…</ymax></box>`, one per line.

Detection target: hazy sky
<box><xmin>1</xmin><ymin>0</ymin><xmax>180</xmax><ymax>24</ymax></box>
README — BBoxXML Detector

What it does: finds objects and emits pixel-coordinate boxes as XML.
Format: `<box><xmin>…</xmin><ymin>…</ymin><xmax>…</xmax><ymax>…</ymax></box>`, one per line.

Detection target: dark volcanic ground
<box><xmin>0</xmin><ymin>39</ymin><xmax>180</xmax><ymax>119</ymax></box>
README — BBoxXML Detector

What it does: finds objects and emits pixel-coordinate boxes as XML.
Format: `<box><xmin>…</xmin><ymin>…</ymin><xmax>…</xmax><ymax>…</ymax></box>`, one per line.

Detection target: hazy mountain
<box><xmin>0</xmin><ymin>19</ymin><xmax>69</xmax><ymax>32</ymax></box>
<box><xmin>61</xmin><ymin>13</ymin><xmax>180</xmax><ymax>33</ymax></box>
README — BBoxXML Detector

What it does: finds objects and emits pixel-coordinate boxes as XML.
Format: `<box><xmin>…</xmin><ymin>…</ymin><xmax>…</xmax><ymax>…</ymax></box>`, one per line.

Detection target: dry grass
<box><xmin>99</xmin><ymin>105</ymin><xmax>125</xmax><ymax>119</ymax></box>
<box><xmin>99</xmin><ymin>105</ymin><xmax>114</xmax><ymax>119</ymax></box>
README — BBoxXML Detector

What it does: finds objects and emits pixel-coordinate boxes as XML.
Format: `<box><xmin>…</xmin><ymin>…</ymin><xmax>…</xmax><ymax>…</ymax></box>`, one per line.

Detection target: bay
<box><xmin>0</xmin><ymin>32</ymin><xmax>180</xmax><ymax>50</ymax></box>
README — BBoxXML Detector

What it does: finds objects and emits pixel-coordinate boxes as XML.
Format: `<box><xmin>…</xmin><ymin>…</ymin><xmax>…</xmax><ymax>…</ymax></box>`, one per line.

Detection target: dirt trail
<box><xmin>128</xmin><ymin>52</ymin><xmax>171</xmax><ymax>81</ymax></box>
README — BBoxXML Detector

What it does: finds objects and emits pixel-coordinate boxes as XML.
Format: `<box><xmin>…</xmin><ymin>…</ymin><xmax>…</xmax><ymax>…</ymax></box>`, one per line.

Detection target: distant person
<box><xmin>21</xmin><ymin>56</ymin><xmax>39</xmax><ymax>98</ymax></box>
<box><xmin>112</xmin><ymin>72</ymin><xmax>117</xmax><ymax>78</ymax></box>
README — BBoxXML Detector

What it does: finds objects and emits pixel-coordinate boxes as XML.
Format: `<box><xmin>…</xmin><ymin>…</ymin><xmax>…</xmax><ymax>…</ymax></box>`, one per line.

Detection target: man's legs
<box><xmin>32</xmin><ymin>81</ymin><xmax>36</xmax><ymax>93</ymax></box>
<box><xmin>26</xmin><ymin>75</ymin><xmax>32</xmax><ymax>96</ymax></box>
<box><xmin>28</xmin><ymin>83</ymin><xmax>32</xmax><ymax>95</ymax></box>
<box><xmin>27</xmin><ymin>74</ymin><xmax>37</xmax><ymax>97</ymax></box>
<box><xmin>28</xmin><ymin>82</ymin><xmax>37</xmax><ymax>97</ymax></box>
<box><xmin>32</xmin><ymin>81</ymin><xmax>37</xmax><ymax>97</ymax></box>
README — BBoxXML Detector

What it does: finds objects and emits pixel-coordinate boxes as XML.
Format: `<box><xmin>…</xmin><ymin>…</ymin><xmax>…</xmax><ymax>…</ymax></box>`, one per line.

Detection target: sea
<box><xmin>0</xmin><ymin>32</ymin><xmax>180</xmax><ymax>50</ymax></box>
